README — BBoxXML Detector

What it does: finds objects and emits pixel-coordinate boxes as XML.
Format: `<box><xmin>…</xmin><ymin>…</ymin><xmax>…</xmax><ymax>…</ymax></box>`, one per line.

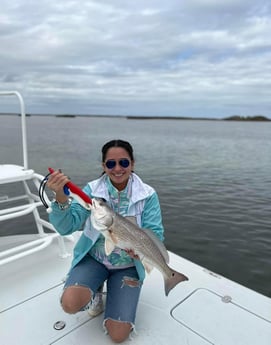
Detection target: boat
<box><xmin>1</xmin><ymin>91</ymin><xmax>271</xmax><ymax>345</ymax></box>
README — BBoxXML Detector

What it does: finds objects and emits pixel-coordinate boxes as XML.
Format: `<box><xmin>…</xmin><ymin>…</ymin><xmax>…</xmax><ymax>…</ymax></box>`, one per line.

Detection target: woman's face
<box><xmin>103</xmin><ymin>147</ymin><xmax>134</xmax><ymax>191</ymax></box>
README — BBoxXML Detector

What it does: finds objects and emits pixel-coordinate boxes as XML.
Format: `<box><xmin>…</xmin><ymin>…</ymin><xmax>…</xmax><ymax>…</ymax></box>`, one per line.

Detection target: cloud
<box><xmin>0</xmin><ymin>0</ymin><xmax>271</xmax><ymax>117</ymax></box>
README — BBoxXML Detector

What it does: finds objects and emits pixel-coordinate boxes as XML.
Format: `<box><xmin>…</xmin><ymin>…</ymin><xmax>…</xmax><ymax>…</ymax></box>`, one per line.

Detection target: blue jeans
<box><xmin>63</xmin><ymin>254</ymin><xmax>142</xmax><ymax>324</ymax></box>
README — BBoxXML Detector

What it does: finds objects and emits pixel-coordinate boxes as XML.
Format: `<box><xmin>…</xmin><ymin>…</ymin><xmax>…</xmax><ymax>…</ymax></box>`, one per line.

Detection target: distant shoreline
<box><xmin>1</xmin><ymin>113</ymin><xmax>270</xmax><ymax>121</ymax></box>
<box><xmin>126</xmin><ymin>115</ymin><xmax>271</xmax><ymax>121</ymax></box>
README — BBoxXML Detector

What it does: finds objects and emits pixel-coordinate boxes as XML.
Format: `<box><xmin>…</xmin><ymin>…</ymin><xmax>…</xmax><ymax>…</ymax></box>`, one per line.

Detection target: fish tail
<box><xmin>164</xmin><ymin>269</ymin><xmax>188</xmax><ymax>296</ymax></box>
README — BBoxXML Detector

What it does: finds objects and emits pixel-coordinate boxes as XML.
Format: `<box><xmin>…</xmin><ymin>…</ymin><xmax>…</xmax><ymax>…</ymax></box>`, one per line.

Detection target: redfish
<box><xmin>90</xmin><ymin>198</ymin><xmax>188</xmax><ymax>296</ymax></box>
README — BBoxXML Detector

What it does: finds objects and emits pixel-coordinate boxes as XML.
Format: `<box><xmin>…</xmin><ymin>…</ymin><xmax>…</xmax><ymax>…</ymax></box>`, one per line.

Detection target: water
<box><xmin>1</xmin><ymin>115</ymin><xmax>271</xmax><ymax>297</ymax></box>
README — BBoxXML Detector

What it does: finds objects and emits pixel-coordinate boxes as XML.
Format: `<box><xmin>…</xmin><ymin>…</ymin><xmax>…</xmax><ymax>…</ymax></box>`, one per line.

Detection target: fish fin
<box><xmin>125</xmin><ymin>216</ymin><xmax>138</xmax><ymax>226</ymax></box>
<box><xmin>142</xmin><ymin>259</ymin><xmax>153</xmax><ymax>274</ymax></box>
<box><xmin>104</xmin><ymin>238</ymin><xmax>115</xmax><ymax>256</ymax></box>
<box><xmin>142</xmin><ymin>229</ymin><xmax>169</xmax><ymax>264</ymax></box>
<box><xmin>164</xmin><ymin>269</ymin><xmax>188</xmax><ymax>296</ymax></box>
<box><xmin>109</xmin><ymin>231</ymin><xmax>119</xmax><ymax>244</ymax></box>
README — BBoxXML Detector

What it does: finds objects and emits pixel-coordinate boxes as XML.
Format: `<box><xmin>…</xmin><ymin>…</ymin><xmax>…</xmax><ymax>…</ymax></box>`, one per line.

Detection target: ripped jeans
<box><xmin>63</xmin><ymin>254</ymin><xmax>142</xmax><ymax>324</ymax></box>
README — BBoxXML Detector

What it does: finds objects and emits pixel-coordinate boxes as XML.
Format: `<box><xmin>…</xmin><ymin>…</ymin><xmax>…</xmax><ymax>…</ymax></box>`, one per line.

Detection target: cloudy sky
<box><xmin>1</xmin><ymin>0</ymin><xmax>271</xmax><ymax>118</ymax></box>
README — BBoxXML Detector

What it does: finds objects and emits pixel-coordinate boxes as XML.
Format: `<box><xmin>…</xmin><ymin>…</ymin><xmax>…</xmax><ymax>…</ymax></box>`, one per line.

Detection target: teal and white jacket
<box><xmin>49</xmin><ymin>173</ymin><xmax>164</xmax><ymax>282</ymax></box>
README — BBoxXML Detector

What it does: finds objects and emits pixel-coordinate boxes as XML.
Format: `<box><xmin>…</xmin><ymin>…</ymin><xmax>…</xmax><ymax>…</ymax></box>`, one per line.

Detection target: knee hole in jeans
<box><xmin>121</xmin><ymin>276</ymin><xmax>141</xmax><ymax>288</ymax></box>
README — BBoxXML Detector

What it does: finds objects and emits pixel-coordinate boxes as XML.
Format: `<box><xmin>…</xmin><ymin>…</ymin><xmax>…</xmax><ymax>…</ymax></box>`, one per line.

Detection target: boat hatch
<box><xmin>171</xmin><ymin>288</ymin><xmax>271</xmax><ymax>345</ymax></box>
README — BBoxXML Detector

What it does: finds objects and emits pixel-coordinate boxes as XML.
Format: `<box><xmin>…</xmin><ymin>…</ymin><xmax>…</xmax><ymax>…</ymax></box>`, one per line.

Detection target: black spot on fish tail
<box><xmin>165</xmin><ymin>270</ymin><xmax>188</xmax><ymax>296</ymax></box>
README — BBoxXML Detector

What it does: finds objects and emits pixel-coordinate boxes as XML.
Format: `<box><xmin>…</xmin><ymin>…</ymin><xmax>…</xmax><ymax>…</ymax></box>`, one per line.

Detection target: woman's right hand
<box><xmin>47</xmin><ymin>169</ymin><xmax>70</xmax><ymax>203</ymax></box>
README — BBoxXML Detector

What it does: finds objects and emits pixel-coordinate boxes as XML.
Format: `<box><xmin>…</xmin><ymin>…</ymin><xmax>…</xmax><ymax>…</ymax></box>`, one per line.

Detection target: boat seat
<box><xmin>0</xmin><ymin>164</ymin><xmax>44</xmax><ymax>222</ymax></box>
<box><xmin>0</xmin><ymin>164</ymin><xmax>34</xmax><ymax>184</ymax></box>
<box><xmin>0</xmin><ymin>164</ymin><xmax>71</xmax><ymax>264</ymax></box>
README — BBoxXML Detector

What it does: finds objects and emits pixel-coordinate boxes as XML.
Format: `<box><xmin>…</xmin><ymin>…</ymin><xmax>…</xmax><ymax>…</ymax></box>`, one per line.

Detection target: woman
<box><xmin>47</xmin><ymin>139</ymin><xmax>164</xmax><ymax>343</ymax></box>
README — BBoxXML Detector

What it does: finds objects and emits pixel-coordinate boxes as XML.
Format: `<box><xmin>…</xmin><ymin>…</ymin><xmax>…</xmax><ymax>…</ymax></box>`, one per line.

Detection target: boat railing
<box><xmin>0</xmin><ymin>91</ymin><xmax>29</xmax><ymax>169</ymax></box>
<box><xmin>0</xmin><ymin>91</ymin><xmax>71</xmax><ymax>266</ymax></box>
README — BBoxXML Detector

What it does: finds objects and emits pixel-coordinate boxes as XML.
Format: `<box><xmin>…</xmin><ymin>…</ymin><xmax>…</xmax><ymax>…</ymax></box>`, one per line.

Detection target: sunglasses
<box><xmin>105</xmin><ymin>158</ymin><xmax>130</xmax><ymax>169</ymax></box>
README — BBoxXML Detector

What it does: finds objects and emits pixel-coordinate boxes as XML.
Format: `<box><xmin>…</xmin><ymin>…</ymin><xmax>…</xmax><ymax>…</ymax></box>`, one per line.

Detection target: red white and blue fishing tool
<box><xmin>39</xmin><ymin>167</ymin><xmax>92</xmax><ymax>213</ymax></box>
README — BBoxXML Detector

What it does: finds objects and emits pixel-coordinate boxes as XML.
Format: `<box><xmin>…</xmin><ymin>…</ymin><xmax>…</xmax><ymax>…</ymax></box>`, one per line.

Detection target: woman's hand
<box><xmin>47</xmin><ymin>169</ymin><xmax>70</xmax><ymax>203</ymax></box>
<box><xmin>125</xmin><ymin>249</ymin><xmax>140</xmax><ymax>260</ymax></box>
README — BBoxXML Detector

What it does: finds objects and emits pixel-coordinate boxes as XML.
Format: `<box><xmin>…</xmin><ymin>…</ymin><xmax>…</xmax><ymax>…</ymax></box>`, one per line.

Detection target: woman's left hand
<box><xmin>125</xmin><ymin>249</ymin><xmax>140</xmax><ymax>260</ymax></box>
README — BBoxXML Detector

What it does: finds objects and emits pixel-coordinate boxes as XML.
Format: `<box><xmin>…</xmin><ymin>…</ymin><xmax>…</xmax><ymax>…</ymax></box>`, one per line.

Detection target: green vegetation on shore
<box><xmin>223</xmin><ymin>115</ymin><xmax>270</xmax><ymax>121</ymax></box>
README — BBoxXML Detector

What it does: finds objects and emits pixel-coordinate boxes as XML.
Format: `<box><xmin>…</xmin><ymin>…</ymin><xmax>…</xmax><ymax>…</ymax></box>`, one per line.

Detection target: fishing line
<box><xmin>38</xmin><ymin>172</ymin><xmax>51</xmax><ymax>209</ymax></box>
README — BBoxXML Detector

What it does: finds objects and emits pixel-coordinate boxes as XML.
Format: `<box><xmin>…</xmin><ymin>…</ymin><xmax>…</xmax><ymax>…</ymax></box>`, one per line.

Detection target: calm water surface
<box><xmin>1</xmin><ymin>115</ymin><xmax>271</xmax><ymax>297</ymax></box>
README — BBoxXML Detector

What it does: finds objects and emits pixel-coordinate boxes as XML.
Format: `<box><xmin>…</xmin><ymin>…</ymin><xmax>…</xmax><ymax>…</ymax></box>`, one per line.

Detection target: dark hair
<box><xmin>102</xmin><ymin>139</ymin><xmax>134</xmax><ymax>162</ymax></box>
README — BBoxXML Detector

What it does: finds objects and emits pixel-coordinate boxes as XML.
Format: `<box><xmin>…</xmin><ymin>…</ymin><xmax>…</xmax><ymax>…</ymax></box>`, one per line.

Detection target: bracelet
<box><xmin>55</xmin><ymin>199</ymin><xmax>71</xmax><ymax>210</ymax></box>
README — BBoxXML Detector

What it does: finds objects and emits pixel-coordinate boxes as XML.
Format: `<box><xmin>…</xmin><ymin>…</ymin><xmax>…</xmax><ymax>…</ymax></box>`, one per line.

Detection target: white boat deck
<box><xmin>1</xmin><ymin>91</ymin><xmax>271</xmax><ymax>344</ymax></box>
<box><xmin>1</xmin><ymin>234</ymin><xmax>271</xmax><ymax>345</ymax></box>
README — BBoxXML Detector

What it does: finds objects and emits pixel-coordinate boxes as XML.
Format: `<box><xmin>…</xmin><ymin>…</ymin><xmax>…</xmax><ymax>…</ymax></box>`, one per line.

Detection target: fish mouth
<box><xmin>92</xmin><ymin>198</ymin><xmax>106</xmax><ymax>209</ymax></box>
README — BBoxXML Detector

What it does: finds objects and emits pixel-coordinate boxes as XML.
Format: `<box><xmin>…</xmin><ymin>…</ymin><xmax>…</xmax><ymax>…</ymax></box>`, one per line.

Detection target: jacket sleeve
<box><xmin>141</xmin><ymin>192</ymin><xmax>165</xmax><ymax>241</ymax></box>
<box><xmin>48</xmin><ymin>184</ymin><xmax>91</xmax><ymax>236</ymax></box>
